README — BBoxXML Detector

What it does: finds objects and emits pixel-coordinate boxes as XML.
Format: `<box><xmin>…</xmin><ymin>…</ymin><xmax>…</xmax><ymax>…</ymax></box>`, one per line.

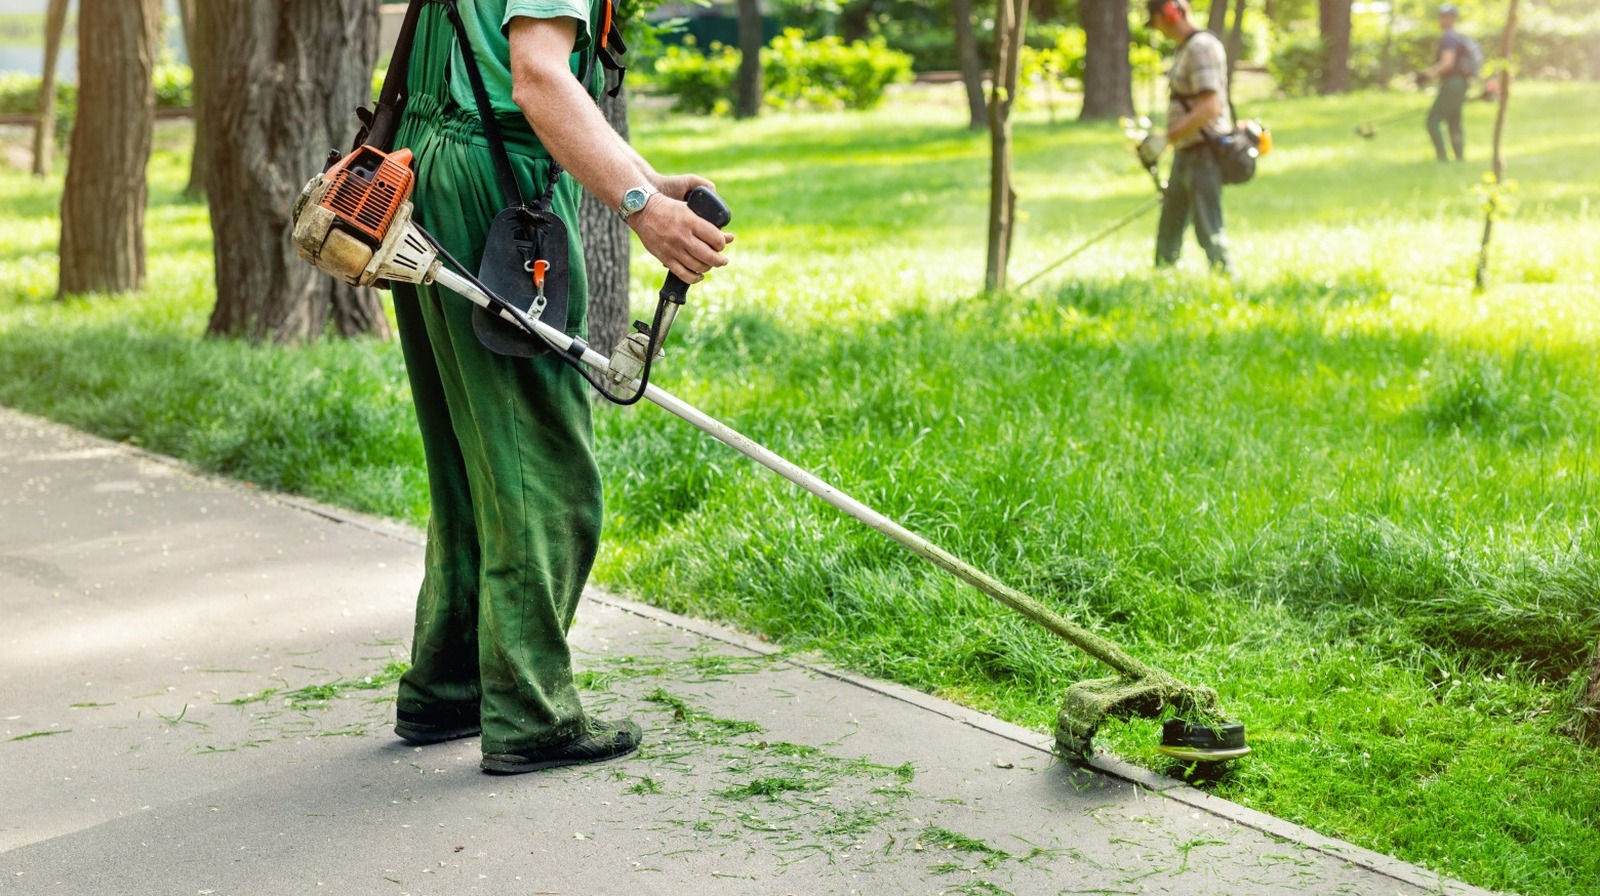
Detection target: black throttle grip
<box><xmin>660</xmin><ymin>186</ymin><xmax>733</xmax><ymax>305</ymax></box>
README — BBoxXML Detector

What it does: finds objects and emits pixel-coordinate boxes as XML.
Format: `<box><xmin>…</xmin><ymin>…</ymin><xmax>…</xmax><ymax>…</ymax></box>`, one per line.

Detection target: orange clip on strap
<box><xmin>533</xmin><ymin>259</ymin><xmax>549</xmax><ymax>289</ymax></box>
<box><xmin>600</xmin><ymin>0</ymin><xmax>614</xmax><ymax>48</ymax></box>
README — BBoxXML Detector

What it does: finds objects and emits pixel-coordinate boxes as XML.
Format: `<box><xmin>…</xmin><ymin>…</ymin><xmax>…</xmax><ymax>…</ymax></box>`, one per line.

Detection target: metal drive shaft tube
<box><xmin>433</xmin><ymin>267</ymin><xmax>1159</xmax><ymax>681</ymax></box>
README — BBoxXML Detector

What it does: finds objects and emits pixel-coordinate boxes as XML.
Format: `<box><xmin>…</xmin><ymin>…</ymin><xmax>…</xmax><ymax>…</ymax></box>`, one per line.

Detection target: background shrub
<box><xmin>648</xmin><ymin>30</ymin><xmax>912</xmax><ymax>115</ymax></box>
<box><xmin>650</xmin><ymin>38</ymin><xmax>741</xmax><ymax>115</ymax></box>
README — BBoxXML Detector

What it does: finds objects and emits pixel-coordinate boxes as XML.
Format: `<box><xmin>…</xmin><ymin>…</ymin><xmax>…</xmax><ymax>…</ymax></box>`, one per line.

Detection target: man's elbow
<box><xmin>510</xmin><ymin>62</ymin><xmax>571</xmax><ymax>119</ymax></box>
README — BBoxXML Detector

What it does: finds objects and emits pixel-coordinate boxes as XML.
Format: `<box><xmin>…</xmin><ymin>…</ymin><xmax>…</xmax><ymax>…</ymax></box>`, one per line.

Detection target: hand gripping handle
<box><xmin>660</xmin><ymin>187</ymin><xmax>733</xmax><ymax>305</ymax></box>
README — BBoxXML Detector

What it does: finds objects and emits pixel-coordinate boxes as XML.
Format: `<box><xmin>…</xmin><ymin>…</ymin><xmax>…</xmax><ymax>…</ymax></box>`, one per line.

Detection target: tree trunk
<box><xmin>985</xmin><ymin>0</ymin><xmax>1027</xmax><ymax>291</ymax></box>
<box><xmin>1318</xmin><ymin>0</ymin><xmax>1352</xmax><ymax>94</ymax></box>
<box><xmin>58</xmin><ymin>0</ymin><xmax>160</xmax><ymax>297</ymax></box>
<box><xmin>1080</xmin><ymin>0</ymin><xmax>1134</xmax><ymax>120</ymax></box>
<box><xmin>1579</xmin><ymin>640</ymin><xmax>1600</xmax><ymax>748</ymax></box>
<box><xmin>1474</xmin><ymin>0</ymin><xmax>1519</xmax><ymax>292</ymax></box>
<box><xmin>1207</xmin><ymin>0</ymin><xmax>1228</xmax><ymax>35</ymax></box>
<box><xmin>953</xmin><ymin>0</ymin><xmax>987</xmax><ymax>131</ymax></box>
<box><xmin>735</xmin><ymin>0</ymin><xmax>763</xmax><ymax>119</ymax></box>
<box><xmin>1228</xmin><ymin>0</ymin><xmax>1247</xmax><ymax>82</ymax></box>
<box><xmin>581</xmin><ymin>86</ymin><xmax>633</xmax><ymax>362</ymax></box>
<box><xmin>838</xmin><ymin>1</ymin><xmax>872</xmax><ymax>43</ymax></box>
<box><xmin>199</xmin><ymin>0</ymin><xmax>389</xmax><ymax>343</ymax></box>
<box><xmin>30</xmin><ymin>0</ymin><xmax>68</xmax><ymax>178</ymax></box>
<box><xmin>1379</xmin><ymin>1</ymin><xmax>1397</xmax><ymax>83</ymax></box>
<box><xmin>177</xmin><ymin>0</ymin><xmax>209</xmax><ymax>199</ymax></box>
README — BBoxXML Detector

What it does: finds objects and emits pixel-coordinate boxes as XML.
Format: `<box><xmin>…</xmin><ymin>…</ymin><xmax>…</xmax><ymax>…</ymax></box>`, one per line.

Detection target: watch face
<box><xmin>623</xmin><ymin>188</ymin><xmax>649</xmax><ymax>213</ymax></box>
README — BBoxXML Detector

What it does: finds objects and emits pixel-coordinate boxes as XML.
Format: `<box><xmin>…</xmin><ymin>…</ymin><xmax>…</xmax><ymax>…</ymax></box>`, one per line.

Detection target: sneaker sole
<box><xmin>395</xmin><ymin>724</ymin><xmax>482</xmax><ymax>746</ymax></box>
<box><xmin>479</xmin><ymin>742</ymin><xmax>640</xmax><ymax>775</ymax></box>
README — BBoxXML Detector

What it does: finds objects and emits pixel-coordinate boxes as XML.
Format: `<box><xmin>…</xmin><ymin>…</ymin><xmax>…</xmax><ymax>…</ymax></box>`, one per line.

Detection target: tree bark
<box><xmin>1207</xmin><ymin>0</ymin><xmax>1228</xmax><ymax>36</ymax></box>
<box><xmin>58</xmin><ymin>0</ymin><xmax>160</xmax><ymax>297</ymax></box>
<box><xmin>1318</xmin><ymin>0</ymin><xmax>1352</xmax><ymax>94</ymax></box>
<box><xmin>177</xmin><ymin>0</ymin><xmax>209</xmax><ymax>198</ymax></box>
<box><xmin>735</xmin><ymin>0</ymin><xmax>763</xmax><ymax>119</ymax></box>
<box><xmin>198</xmin><ymin>0</ymin><xmax>389</xmax><ymax>343</ymax></box>
<box><xmin>838</xmin><ymin>0</ymin><xmax>872</xmax><ymax>44</ymax></box>
<box><xmin>1227</xmin><ymin>0</ymin><xmax>1247</xmax><ymax>82</ymax></box>
<box><xmin>1080</xmin><ymin>0</ymin><xmax>1134</xmax><ymax>120</ymax></box>
<box><xmin>581</xmin><ymin>86</ymin><xmax>633</xmax><ymax>362</ymax></box>
<box><xmin>985</xmin><ymin>0</ymin><xmax>1027</xmax><ymax>291</ymax></box>
<box><xmin>953</xmin><ymin>0</ymin><xmax>987</xmax><ymax>130</ymax></box>
<box><xmin>30</xmin><ymin>0</ymin><xmax>68</xmax><ymax>178</ymax></box>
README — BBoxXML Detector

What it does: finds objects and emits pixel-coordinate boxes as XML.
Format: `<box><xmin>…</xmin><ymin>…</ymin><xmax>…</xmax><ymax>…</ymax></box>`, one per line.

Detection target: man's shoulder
<box><xmin>1187</xmin><ymin>30</ymin><xmax>1226</xmax><ymax>55</ymax></box>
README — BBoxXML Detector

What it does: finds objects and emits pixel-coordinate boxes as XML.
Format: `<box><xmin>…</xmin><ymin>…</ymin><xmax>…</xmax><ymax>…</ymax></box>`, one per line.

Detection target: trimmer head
<box><xmin>1055</xmin><ymin>675</ymin><xmax>1218</xmax><ymax>752</ymax></box>
<box><xmin>1157</xmin><ymin>718</ymin><xmax>1251</xmax><ymax>762</ymax></box>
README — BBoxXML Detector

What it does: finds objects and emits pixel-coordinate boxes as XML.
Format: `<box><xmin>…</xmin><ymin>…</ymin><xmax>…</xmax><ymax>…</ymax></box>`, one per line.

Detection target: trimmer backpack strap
<box><xmin>581</xmin><ymin>0</ymin><xmax>629</xmax><ymax>98</ymax></box>
<box><xmin>353</xmin><ymin>0</ymin><xmax>428</xmax><ymax>153</ymax></box>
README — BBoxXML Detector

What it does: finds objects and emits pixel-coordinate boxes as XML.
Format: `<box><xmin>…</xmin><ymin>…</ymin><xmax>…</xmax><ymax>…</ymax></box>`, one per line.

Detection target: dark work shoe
<box><xmin>480</xmin><ymin>718</ymin><xmax>643</xmax><ymax>775</ymax></box>
<box><xmin>395</xmin><ymin>711</ymin><xmax>482</xmax><ymax>745</ymax></box>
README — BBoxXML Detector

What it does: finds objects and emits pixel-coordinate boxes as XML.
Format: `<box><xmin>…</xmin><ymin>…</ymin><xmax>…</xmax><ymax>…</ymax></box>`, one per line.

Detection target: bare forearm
<box><xmin>506</xmin><ymin>16</ymin><xmax>731</xmax><ymax>282</ymax></box>
<box><xmin>1167</xmin><ymin>92</ymin><xmax>1221</xmax><ymax>143</ymax></box>
<box><xmin>510</xmin><ymin>31</ymin><xmax>648</xmax><ymax>211</ymax></box>
<box><xmin>1425</xmin><ymin>48</ymin><xmax>1457</xmax><ymax>79</ymax></box>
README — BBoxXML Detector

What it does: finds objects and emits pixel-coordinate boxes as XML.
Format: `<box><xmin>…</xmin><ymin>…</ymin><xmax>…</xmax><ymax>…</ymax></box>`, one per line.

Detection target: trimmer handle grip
<box><xmin>661</xmin><ymin>186</ymin><xmax>733</xmax><ymax>305</ymax></box>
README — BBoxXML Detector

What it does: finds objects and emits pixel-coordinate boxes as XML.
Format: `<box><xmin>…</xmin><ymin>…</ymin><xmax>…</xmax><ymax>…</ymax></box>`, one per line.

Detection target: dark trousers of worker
<box><xmin>388</xmin><ymin>7</ymin><xmax>602</xmax><ymax>755</ymax></box>
<box><xmin>1155</xmin><ymin>143</ymin><xmax>1233</xmax><ymax>276</ymax></box>
<box><xmin>1427</xmin><ymin>75</ymin><xmax>1468</xmax><ymax>161</ymax></box>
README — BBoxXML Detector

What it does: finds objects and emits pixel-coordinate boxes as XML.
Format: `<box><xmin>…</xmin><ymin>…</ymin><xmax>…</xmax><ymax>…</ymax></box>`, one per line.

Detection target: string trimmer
<box><xmin>290</xmin><ymin>144</ymin><xmax>1249</xmax><ymax>765</ymax></box>
<box><xmin>1016</xmin><ymin>117</ymin><xmax>1167</xmax><ymax>293</ymax></box>
<box><xmin>1355</xmin><ymin>106</ymin><xmax>1426</xmax><ymax>139</ymax></box>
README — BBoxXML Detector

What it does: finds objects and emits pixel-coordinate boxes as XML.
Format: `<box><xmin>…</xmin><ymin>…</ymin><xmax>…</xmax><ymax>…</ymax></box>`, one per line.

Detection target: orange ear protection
<box><xmin>1161</xmin><ymin>1</ymin><xmax>1182</xmax><ymax>22</ymax></box>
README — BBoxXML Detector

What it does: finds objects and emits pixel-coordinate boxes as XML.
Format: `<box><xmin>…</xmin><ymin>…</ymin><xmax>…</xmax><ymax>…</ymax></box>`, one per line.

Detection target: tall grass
<box><xmin>2</xmin><ymin>82</ymin><xmax>1599</xmax><ymax>895</ymax></box>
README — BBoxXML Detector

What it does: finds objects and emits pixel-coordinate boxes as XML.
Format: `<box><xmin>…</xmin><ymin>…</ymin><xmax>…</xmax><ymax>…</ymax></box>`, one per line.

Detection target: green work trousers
<box><xmin>389</xmin><ymin>7</ymin><xmax>601</xmax><ymax>754</ymax></box>
<box><xmin>1155</xmin><ymin>143</ymin><xmax>1233</xmax><ymax>276</ymax></box>
<box><xmin>1428</xmin><ymin>75</ymin><xmax>1468</xmax><ymax>162</ymax></box>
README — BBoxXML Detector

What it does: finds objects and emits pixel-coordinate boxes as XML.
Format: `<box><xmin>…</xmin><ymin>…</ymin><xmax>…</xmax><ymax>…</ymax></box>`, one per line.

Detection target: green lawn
<box><xmin>3</xmin><ymin>81</ymin><xmax>1599</xmax><ymax>896</ymax></box>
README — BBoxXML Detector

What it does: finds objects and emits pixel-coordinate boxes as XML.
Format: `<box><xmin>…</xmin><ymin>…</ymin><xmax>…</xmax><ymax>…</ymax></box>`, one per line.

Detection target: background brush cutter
<box><xmin>1355</xmin><ymin>106</ymin><xmax>1427</xmax><ymax>138</ymax></box>
<box><xmin>290</xmin><ymin>144</ymin><xmax>1250</xmax><ymax>765</ymax></box>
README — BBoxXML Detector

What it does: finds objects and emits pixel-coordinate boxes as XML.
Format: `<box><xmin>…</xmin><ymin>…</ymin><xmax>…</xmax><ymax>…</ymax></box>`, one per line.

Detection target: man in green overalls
<box><xmin>386</xmin><ymin>0</ymin><xmax>732</xmax><ymax>774</ymax></box>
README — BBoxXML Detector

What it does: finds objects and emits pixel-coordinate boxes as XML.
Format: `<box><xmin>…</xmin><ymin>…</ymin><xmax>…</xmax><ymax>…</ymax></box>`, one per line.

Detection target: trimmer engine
<box><xmin>291</xmin><ymin>145</ymin><xmax>440</xmax><ymax>288</ymax></box>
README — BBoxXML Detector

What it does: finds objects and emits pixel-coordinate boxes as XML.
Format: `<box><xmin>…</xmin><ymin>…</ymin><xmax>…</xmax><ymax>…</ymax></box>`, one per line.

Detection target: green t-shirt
<box><xmin>447</xmin><ymin>0</ymin><xmax>599</xmax><ymax>120</ymax></box>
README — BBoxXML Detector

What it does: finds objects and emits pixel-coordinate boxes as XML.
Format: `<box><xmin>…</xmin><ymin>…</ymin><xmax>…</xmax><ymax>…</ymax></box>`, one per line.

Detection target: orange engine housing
<box><xmin>318</xmin><ymin>146</ymin><xmax>416</xmax><ymax>245</ymax></box>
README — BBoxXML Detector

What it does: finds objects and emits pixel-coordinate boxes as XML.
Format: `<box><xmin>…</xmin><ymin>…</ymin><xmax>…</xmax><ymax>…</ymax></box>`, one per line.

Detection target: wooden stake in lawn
<box><xmin>984</xmin><ymin>0</ymin><xmax>1028</xmax><ymax>292</ymax></box>
<box><xmin>1474</xmin><ymin>0</ymin><xmax>1520</xmax><ymax>291</ymax></box>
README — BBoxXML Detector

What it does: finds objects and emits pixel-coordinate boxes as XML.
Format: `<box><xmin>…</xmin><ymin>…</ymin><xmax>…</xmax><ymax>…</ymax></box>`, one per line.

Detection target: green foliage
<box><xmin>1271</xmin><ymin>11</ymin><xmax>1600</xmax><ymax>96</ymax></box>
<box><xmin>763</xmin><ymin>29</ymin><xmax>912</xmax><ymax>111</ymax></box>
<box><xmin>152</xmin><ymin>60</ymin><xmax>193</xmax><ymax>110</ymax></box>
<box><xmin>1022</xmin><ymin>24</ymin><xmax>1087</xmax><ymax>93</ymax></box>
<box><xmin>0</xmin><ymin>64</ymin><xmax>191</xmax><ymax>116</ymax></box>
<box><xmin>0</xmin><ymin>70</ymin><xmax>74</xmax><ymax>117</ymax></box>
<box><xmin>647</xmin><ymin>30</ymin><xmax>912</xmax><ymax>115</ymax></box>
<box><xmin>650</xmin><ymin>39</ymin><xmax>741</xmax><ymax>115</ymax></box>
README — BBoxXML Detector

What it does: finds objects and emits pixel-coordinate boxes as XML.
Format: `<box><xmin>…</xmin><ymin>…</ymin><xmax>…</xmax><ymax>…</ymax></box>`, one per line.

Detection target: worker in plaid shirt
<box><xmin>1147</xmin><ymin>0</ymin><xmax>1235</xmax><ymax>277</ymax></box>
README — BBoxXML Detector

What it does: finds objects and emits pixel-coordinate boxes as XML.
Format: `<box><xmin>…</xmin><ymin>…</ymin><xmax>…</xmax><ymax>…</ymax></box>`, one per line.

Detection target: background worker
<box><xmin>1418</xmin><ymin>3</ymin><xmax>1471</xmax><ymax>162</ymax></box>
<box><xmin>1146</xmin><ymin>0</ymin><xmax>1235</xmax><ymax>277</ymax></box>
<box><xmin>387</xmin><ymin>0</ymin><xmax>731</xmax><ymax>775</ymax></box>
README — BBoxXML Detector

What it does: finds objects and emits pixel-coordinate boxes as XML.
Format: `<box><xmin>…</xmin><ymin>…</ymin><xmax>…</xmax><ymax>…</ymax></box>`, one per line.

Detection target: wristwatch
<box><xmin>617</xmin><ymin>184</ymin><xmax>659</xmax><ymax>221</ymax></box>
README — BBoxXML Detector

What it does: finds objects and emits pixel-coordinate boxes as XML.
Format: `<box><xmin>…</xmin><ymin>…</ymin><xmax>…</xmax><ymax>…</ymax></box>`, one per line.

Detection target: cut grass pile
<box><xmin>2</xmin><ymin>81</ymin><xmax>1598</xmax><ymax>895</ymax></box>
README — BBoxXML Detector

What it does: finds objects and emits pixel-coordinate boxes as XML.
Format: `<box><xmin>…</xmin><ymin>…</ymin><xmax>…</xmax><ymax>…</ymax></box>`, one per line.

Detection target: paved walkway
<box><xmin>0</xmin><ymin>406</ymin><xmax>1497</xmax><ymax>895</ymax></box>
